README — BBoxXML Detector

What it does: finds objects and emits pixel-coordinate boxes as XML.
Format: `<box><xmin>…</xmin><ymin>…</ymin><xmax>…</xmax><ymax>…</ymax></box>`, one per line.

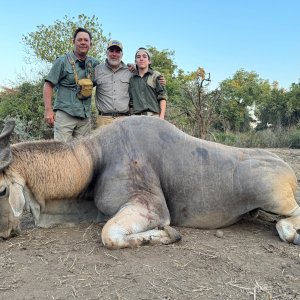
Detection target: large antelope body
<box><xmin>0</xmin><ymin>117</ymin><xmax>299</xmax><ymax>249</ymax></box>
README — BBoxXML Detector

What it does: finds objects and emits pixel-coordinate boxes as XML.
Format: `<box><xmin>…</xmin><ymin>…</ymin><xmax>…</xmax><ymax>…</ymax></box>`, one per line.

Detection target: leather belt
<box><xmin>99</xmin><ymin>112</ymin><xmax>129</xmax><ymax>117</ymax></box>
<box><xmin>135</xmin><ymin>110</ymin><xmax>156</xmax><ymax>115</ymax></box>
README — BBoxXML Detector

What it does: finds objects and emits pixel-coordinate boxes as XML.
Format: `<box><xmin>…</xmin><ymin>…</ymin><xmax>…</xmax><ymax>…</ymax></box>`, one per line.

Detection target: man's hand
<box><xmin>43</xmin><ymin>81</ymin><xmax>55</xmax><ymax>127</ymax></box>
<box><xmin>44</xmin><ymin>108</ymin><xmax>55</xmax><ymax>127</ymax></box>
<box><xmin>127</xmin><ymin>63</ymin><xmax>136</xmax><ymax>73</ymax></box>
<box><xmin>158</xmin><ymin>75</ymin><xmax>166</xmax><ymax>86</ymax></box>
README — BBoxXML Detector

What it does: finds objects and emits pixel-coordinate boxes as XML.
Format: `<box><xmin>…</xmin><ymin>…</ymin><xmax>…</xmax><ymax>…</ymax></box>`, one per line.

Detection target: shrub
<box><xmin>208</xmin><ymin>127</ymin><xmax>300</xmax><ymax>149</ymax></box>
<box><xmin>0</xmin><ymin>116</ymin><xmax>53</xmax><ymax>142</ymax></box>
<box><xmin>0</xmin><ymin>80</ymin><xmax>52</xmax><ymax>140</ymax></box>
<box><xmin>280</xmin><ymin>129</ymin><xmax>300</xmax><ymax>148</ymax></box>
<box><xmin>208</xmin><ymin>131</ymin><xmax>237</xmax><ymax>145</ymax></box>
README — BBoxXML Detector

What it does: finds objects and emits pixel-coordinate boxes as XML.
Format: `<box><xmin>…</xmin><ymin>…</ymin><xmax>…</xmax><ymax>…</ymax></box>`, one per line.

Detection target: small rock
<box><xmin>215</xmin><ymin>230</ymin><xmax>224</xmax><ymax>238</ymax></box>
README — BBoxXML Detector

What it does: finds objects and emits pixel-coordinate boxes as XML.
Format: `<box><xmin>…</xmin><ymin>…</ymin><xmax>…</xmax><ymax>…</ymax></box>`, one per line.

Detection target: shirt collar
<box><xmin>70</xmin><ymin>51</ymin><xmax>89</xmax><ymax>62</ymax></box>
<box><xmin>135</xmin><ymin>67</ymin><xmax>153</xmax><ymax>77</ymax></box>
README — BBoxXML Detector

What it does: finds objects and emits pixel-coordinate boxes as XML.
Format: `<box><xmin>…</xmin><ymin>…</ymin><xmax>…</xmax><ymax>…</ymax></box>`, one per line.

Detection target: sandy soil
<box><xmin>0</xmin><ymin>149</ymin><xmax>299</xmax><ymax>300</ymax></box>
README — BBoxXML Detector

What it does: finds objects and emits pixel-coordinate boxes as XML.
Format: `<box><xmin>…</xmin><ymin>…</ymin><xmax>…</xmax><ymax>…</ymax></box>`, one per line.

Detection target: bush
<box><xmin>0</xmin><ymin>116</ymin><xmax>53</xmax><ymax>142</ymax></box>
<box><xmin>209</xmin><ymin>127</ymin><xmax>300</xmax><ymax>149</ymax></box>
<box><xmin>235</xmin><ymin>129</ymin><xmax>278</xmax><ymax>148</ymax></box>
<box><xmin>0</xmin><ymin>80</ymin><xmax>52</xmax><ymax>140</ymax></box>
<box><xmin>279</xmin><ymin>129</ymin><xmax>300</xmax><ymax>148</ymax></box>
<box><xmin>208</xmin><ymin>131</ymin><xmax>237</xmax><ymax>145</ymax></box>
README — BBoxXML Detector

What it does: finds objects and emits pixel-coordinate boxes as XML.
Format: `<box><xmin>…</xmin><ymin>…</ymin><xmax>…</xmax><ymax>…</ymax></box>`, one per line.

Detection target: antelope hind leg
<box><xmin>276</xmin><ymin>207</ymin><xmax>300</xmax><ymax>245</ymax></box>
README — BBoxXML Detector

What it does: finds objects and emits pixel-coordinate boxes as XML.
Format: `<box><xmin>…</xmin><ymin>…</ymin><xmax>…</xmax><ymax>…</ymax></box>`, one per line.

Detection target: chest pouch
<box><xmin>67</xmin><ymin>53</ymin><xmax>93</xmax><ymax>100</ymax></box>
<box><xmin>77</xmin><ymin>78</ymin><xmax>93</xmax><ymax>99</ymax></box>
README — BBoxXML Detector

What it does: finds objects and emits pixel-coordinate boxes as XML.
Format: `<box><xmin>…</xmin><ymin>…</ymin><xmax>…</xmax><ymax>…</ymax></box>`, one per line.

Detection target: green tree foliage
<box><xmin>147</xmin><ymin>46</ymin><xmax>181</xmax><ymax>101</ymax></box>
<box><xmin>170</xmin><ymin>68</ymin><xmax>222</xmax><ymax>138</ymax></box>
<box><xmin>255</xmin><ymin>82</ymin><xmax>286</xmax><ymax>130</ymax></box>
<box><xmin>285</xmin><ymin>82</ymin><xmax>300</xmax><ymax>126</ymax></box>
<box><xmin>255</xmin><ymin>81</ymin><xmax>300</xmax><ymax>130</ymax></box>
<box><xmin>0</xmin><ymin>80</ymin><xmax>51</xmax><ymax>140</ymax></box>
<box><xmin>147</xmin><ymin>46</ymin><xmax>189</xmax><ymax>129</ymax></box>
<box><xmin>145</xmin><ymin>47</ymin><xmax>223</xmax><ymax>138</ymax></box>
<box><xmin>147</xmin><ymin>47</ymin><xmax>177</xmax><ymax>75</ymax></box>
<box><xmin>219</xmin><ymin>69</ymin><xmax>271</xmax><ymax>132</ymax></box>
<box><xmin>22</xmin><ymin>14</ymin><xmax>110</xmax><ymax>64</ymax></box>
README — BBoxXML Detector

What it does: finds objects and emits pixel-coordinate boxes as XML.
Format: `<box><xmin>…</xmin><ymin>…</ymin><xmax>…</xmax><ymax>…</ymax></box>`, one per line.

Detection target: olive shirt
<box><xmin>94</xmin><ymin>60</ymin><xmax>133</xmax><ymax>114</ymax></box>
<box><xmin>129</xmin><ymin>69</ymin><xmax>167</xmax><ymax>114</ymax></box>
<box><xmin>45</xmin><ymin>52</ymin><xmax>99</xmax><ymax>118</ymax></box>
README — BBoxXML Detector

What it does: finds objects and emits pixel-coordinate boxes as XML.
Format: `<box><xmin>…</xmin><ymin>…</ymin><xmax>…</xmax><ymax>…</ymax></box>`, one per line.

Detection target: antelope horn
<box><xmin>0</xmin><ymin>120</ymin><xmax>15</xmax><ymax>171</ymax></box>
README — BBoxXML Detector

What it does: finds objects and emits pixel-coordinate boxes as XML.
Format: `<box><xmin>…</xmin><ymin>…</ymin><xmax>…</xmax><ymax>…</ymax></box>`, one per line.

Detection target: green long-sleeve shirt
<box><xmin>129</xmin><ymin>69</ymin><xmax>167</xmax><ymax>114</ymax></box>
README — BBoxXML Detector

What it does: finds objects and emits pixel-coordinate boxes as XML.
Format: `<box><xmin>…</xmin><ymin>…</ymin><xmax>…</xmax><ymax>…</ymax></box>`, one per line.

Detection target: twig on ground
<box><xmin>103</xmin><ymin>251</ymin><xmax>119</xmax><ymax>261</ymax></box>
<box><xmin>69</xmin><ymin>255</ymin><xmax>77</xmax><ymax>270</ymax></box>
<box><xmin>82</xmin><ymin>223</ymin><xmax>94</xmax><ymax>241</ymax></box>
<box><xmin>70</xmin><ymin>285</ymin><xmax>77</xmax><ymax>298</ymax></box>
<box><xmin>43</xmin><ymin>239</ymin><xmax>58</xmax><ymax>246</ymax></box>
<box><xmin>85</xmin><ymin>246</ymin><xmax>96</xmax><ymax>256</ymax></box>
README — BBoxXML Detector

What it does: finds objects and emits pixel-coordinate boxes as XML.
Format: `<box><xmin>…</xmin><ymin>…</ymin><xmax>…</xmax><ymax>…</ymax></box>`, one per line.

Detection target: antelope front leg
<box><xmin>101</xmin><ymin>200</ymin><xmax>181</xmax><ymax>249</ymax></box>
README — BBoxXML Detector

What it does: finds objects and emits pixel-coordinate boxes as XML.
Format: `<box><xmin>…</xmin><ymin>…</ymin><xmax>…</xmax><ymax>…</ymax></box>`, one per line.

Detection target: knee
<box><xmin>101</xmin><ymin>223</ymin><xmax>126</xmax><ymax>249</ymax></box>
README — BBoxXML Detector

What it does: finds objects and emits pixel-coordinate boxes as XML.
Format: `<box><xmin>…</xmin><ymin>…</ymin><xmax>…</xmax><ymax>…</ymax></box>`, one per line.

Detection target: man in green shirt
<box><xmin>43</xmin><ymin>27</ymin><xmax>99</xmax><ymax>142</ymax></box>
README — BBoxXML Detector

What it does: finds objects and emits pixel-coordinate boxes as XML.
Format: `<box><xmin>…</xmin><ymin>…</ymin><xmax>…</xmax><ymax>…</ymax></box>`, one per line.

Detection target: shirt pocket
<box><xmin>119</xmin><ymin>79</ymin><xmax>130</xmax><ymax>96</ymax></box>
<box><xmin>120</xmin><ymin>76</ymin><xmax>129</xmax><ymax>85</ymax></box>
<box><xmin>120</xmin><ymin>78</ymin><xmax>130</xmax><ymax>85</ymax></box>
<box><xmin>63</xmin><ymin>65</ymin><xmax>76</xmax><ymax>86</ymax></box>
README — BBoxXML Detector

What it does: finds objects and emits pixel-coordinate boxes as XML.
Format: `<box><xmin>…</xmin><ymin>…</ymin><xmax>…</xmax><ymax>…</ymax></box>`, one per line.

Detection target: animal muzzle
<box><xmin>0</xmin><ymin>226</ymin><xmax>21</xmax><ymax>239</ymax></box>
<box><xmin>0</xmin><ymin>217</ymin><xmax>21</xmax><ymax>239</ymax></box>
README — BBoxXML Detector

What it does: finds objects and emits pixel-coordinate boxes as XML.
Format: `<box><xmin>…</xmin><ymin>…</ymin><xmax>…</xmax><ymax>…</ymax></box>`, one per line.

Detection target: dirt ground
<box><xmin>0</xmin><ymin>149</ymin><xmax>300</xmax><ymax>300</ymax></box>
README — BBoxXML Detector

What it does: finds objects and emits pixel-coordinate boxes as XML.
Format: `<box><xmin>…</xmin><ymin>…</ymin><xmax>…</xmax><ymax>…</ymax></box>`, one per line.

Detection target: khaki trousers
<box><xmin>54</xmin><ymin>110</ymin><xmax>91</xmax><ymax>142</ymax></box>
<box><xmin>96</xmin><ymin>115</ymin><xmax>127</xmax><ymax>128</ymax></box>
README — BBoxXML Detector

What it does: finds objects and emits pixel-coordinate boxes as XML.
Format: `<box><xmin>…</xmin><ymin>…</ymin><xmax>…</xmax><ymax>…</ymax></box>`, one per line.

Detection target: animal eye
<box><xmin>0</xmin><ymin>186</ymin><xmax>7</xmax><ymax>198</ymax></box>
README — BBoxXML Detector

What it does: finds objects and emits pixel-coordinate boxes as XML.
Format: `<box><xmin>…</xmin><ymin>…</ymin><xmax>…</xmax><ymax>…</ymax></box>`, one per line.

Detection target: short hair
<box><xmin>73</xmin><ymin>27</ymin><xmax>92</xmax><ymax>41</ymax></box>
<box><xmin>135</xmin><ymin>47</ymin><xmax>151</xmax><ymax>59</ymax></box>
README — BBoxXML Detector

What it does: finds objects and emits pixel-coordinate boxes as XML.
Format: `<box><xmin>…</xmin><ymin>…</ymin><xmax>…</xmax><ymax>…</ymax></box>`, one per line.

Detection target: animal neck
<box><xmin>10</xmin><ymin>140</ymin><xmax>95</xmax><ymax>204</ymax></box>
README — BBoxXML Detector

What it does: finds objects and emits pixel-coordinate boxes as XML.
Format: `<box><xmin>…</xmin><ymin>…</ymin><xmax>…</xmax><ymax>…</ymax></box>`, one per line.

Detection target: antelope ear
<box><xmin>9</xmin><ymin>183</ymin><xmax>25</xmax><ymax>217</ymax></box>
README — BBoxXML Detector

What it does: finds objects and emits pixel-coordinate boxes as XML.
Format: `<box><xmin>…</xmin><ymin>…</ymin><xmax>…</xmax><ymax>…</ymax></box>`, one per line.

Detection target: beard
<box><xmin>107</xmin><ymin>57</ymin><xmax>122</xmax><ymax>68</ymax></box>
